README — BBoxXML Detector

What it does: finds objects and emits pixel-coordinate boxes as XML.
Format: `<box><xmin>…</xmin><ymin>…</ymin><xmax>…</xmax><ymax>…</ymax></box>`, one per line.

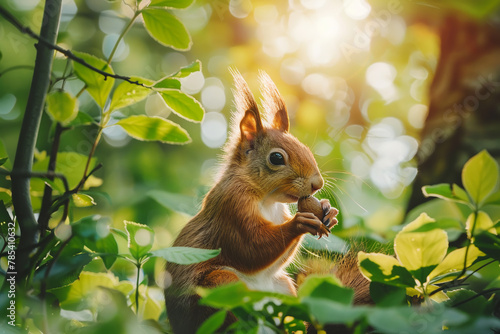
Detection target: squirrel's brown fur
<box><xmin>164</xmin><ymin>71</ymin><xmax>352</xmax><ymax>334</ymax></box>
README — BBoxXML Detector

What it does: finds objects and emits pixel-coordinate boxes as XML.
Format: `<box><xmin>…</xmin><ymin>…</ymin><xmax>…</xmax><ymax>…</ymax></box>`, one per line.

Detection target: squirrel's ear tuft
<box><xmin>231</xmin><ymin>69</ymin><xmax>263</xmax><ymax>145</ymax></box>
<box><xmin>260</xmin><ymin>71</ymin><xmax>289</xmax><ymax>133</ymax></box>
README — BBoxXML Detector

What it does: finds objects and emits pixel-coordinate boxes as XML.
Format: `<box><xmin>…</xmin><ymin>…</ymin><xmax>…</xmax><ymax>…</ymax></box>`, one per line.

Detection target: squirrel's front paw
<box><xmin>320</xmin><ymin>199</ymin><xmax>339</xmax><ymax>229</ymax></box>
<box><xmin>293</xmin><ymin>212</ymin><xmax>329</xmax><ymax>238</ymax></box>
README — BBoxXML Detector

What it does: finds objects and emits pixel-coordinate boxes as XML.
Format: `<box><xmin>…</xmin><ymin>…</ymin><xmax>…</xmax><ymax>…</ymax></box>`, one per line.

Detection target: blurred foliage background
<box><xmin>1</xmin><ymin>0</ymin><xmax>500</xmax><ymax>264</ymax></box>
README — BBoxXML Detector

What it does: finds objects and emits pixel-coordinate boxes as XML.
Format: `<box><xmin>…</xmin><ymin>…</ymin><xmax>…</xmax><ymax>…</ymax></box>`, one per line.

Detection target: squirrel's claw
<box><xmin>319</xmin><ymin>199</ymin><xmax>339</xmax><ymax>230</ymax></box>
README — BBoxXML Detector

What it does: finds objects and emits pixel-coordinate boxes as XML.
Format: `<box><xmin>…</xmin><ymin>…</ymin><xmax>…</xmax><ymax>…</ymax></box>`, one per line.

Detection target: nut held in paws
<box><xmin>298</xmin><ymin>196</ymin><xmax>324</xmax><ymax>221</ymax></box>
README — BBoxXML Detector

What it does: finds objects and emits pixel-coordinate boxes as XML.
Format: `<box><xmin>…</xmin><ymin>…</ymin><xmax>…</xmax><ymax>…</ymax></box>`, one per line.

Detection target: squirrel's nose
<box><xmin>310</xmin><ymin>174</ymin><xmax>324</xmax><ymax>193</ymax></box>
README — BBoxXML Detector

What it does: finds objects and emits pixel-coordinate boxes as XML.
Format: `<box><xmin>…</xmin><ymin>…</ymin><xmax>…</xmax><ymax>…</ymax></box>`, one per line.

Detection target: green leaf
<box><xmin>142</xmin><ymin>8</ymin><xmax>192</xmax><ymax>51</ymax></box>
<box><xmin>159</xmin><ymin>89</ymin><xmax>204</xmax><ymax>122</ymax></box>
<box><xmin>0</xmin><ymin>140</ymin><xmax>11</xmax><ymax>170</ymax></box>
<box><xmin>72</xmin><ymin>193</ymin><xmax>96</xmax><ymax>207</ymax></box>
<box><xmin>446</xmin><ymin>289</ymin><xmax>488</xmax><ymax>317</ymax></box>
<box><xmin>154</xmin><ymin>77</ymin><xmax>181</xmax><ymax>89</ymax></box>
<box><xmin>0</xmin><ymin>201</ymin><xmax>13</xmax><ymax>236</ymax></box>
<box><xmin>73</xmin><ymin>51</ymin><xmax>115</xmax><ymax>108</ymax></box>
<box><xmin>46</xmin><ymin>90</ymin><xmax>79</xmax><ymax>125</ymax></box>
<box><xmin>199</xmin><ymin>282</ymin><xmax>297</xmax><ymax>309</ymax></box>
<box><xmin>358</xmin><ymin>252</ymin><xmax>415</xmax><ymax>287</ymax></box>
<box><xmin>32</xmin><ymin>152</ymin><xmax>98</xmax><ymax>191</ymax></box>
<box><xmin>152</xmin><ymin>246</ymin><xmax>220</xmax><ymax>265</ymax></box>
<box><xmin>125</xmin><ymin>221</ymin><xmax>154</xmax><ymax>260</ymax></box>
<box><xmin>148</xmin><ymin>189</ymin><xmax>199</xmax><ymax>216</ymax></box>
<box><xmin>199</xmin><ymin>282</ymin><xmax>253</xmax><ymax>309</ymax></box>
<box><xmin>111</xmin><ymin>227</ymin><xmax>128</xmax><ymax>240</ymax></box>
<box><xmin>91</xmin><ymin>234</ymin><xmax>119</xmax><ymax>269</ymax></box>
<box><xmin>117</xmin><ymin>115</ymin><xmax>191</xmax><ymax>144</ymax></box>
<box><xmin>34</xmin><ymin>253</ymin><xmax>92</xmax><ymax>290</ymax></box>
<box><xmin>462</xmin><ymin>150</ymin><xmax>499</xmax><ymax>207</ymax></box>
<box><xmin>196</xmin><ymin>310</ymin><xmax>227</xmax><ymax>334</ymax></box>
<box><xmin>428</xmin><ymin>245</ymin><xmax>482</xmax><ymax>283</ymax></box>
<box><xmin>149</xmin><ymin>0</ymin><xmax>194</xmax><ymax>8</ymax></box>
<box><xmin>171</xmin><ymin>60</ymin><xmax>201</xmax><ymax>78</ymax></box>
<box><xmin>452</xmin><ymin>183</ymin><xmax>470</xmax><ymax>203</ymax></box>
<box><xmin>422</xmin><ymin>183</ymin><xmax>470</xmax><ymax>204</ymax></box>
<box><xmin>395</xmin><ymin>229</ymin><xmax>448</xmax><ymax>284</ymax></box>
<box><xmin>297</xmin><ymin>275</ymin><xmax>352</xmax><ymax>305</ymax></box>
<box><xmin>109</xmin><ymin>77</ymin><xmax>153</xmax><ymax>111</ymax></box>
<box><xmin>70</xmin><ymin>216</ymin><xmax>118</xmax><ymax>268</ymax></box>
<box><xmin>301</xmin><ymin>297</ymin><xmax>367</xmax><ymax>325</ymax></box>
<box><xmin>474</xmin><ymin>232</ymin><xmax>500</xmax><ymax>262</ymax></box>
<box><xmin>66</xmin><ymin>111</ymin><xmax>95</xmax><ymax>127</ymax></box>
<box><xmin>72</xmin><ymin>215</ymin><xmax>111</xmax><ymax>242</ymax></box>
<box><xmin>369</xmin><ymin>282</ymin><xmax>406</xmax><ymax>307</ymax></box>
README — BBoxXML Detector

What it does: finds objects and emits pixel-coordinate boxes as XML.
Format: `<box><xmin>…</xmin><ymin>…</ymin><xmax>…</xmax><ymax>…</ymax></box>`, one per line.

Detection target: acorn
<box><xmin>298</xmin><ymin>195</ymin><xmax>325</xmax><ymax>222</ymax></box>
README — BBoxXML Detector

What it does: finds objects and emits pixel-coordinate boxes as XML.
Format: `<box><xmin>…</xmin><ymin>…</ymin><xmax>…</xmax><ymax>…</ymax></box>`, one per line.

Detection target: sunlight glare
<box><xmin>180</xmin><ymin>71</ymin><xmax>205</xmax><ymax>95</ymax></box>
<box><xmin>254</xmin><ymin>5</ymin><xmax>279</xmax><ymax>25</ymax></box>
<box><xmin>201</xmin><ymin>78</ymin><xmax>226</xmax><ymax>112</ymax></box>
<box><xmin>229</xmin><ymin>0</ymin><xmax>253</xmax><ymax>19</ymax></box>
<box><xmin>201</xmin><ymin>112</ymin><xmax>228</xmax><ymax>149</ymax></box>
<box><xmin>280</xmin><ymin>58</ymin><xmax>306</xmax><ymax>85</ymax></box>
<box><xmin>343</xmin><ymin>0</ymin><xmax>371</xmax><ymax>20</ymax></box>
<box><xmin>366</xmin><ymin>62</ymin><xmax>398</xmax><ymax>102</ymax></box>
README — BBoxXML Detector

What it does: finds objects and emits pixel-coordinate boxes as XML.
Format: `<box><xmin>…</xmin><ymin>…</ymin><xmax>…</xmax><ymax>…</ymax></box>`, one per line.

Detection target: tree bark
<box><xmin>10</xmin><ymin>0</ymin><xmax>63</xmax><ymax>284</ymax></box>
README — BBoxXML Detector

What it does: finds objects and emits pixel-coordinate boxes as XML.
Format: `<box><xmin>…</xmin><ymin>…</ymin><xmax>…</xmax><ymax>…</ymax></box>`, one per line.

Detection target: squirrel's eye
<box><xmin>269</xmin><ymin>152</ymin><xmax>285</xmax><ymax>166</ymax></box>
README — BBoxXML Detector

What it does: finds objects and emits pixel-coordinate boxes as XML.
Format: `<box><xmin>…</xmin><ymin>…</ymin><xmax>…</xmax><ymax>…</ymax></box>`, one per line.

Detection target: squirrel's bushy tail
<box><xmin>332</xmin><ymin>252</ymin><xmax>372</xmax><ymax>305</ymax></box>
<box><xmin>296</xmin><ymin>251</ymin><xmax>372</xmax><ymax>305</ymax></box>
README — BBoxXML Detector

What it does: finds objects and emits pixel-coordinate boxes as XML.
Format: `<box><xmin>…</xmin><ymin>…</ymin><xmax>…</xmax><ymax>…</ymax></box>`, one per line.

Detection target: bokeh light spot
<box><xmin>201</xmin><ymin>112</ymin><xmax>228</xmax><ymax>148</ymax></box>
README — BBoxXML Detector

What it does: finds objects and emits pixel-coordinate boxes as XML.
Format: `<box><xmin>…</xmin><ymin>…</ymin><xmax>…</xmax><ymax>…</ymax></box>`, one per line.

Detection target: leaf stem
<box><xmin>135</xmin><ymin>263</ymin><xmax>141</xmax><ymax>315</ymax></box>
<box><xmin>107</xmin><ymin>11</ymin><xmax>140</xmax><ymax>65</ymax></box>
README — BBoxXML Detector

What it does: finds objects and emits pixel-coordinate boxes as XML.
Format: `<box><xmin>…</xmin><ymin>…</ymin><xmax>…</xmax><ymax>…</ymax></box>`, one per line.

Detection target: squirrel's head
<box><xmin>223</xmin><ymin>70</ymin><xmax>323</xmax><ymax>203</ymax></box>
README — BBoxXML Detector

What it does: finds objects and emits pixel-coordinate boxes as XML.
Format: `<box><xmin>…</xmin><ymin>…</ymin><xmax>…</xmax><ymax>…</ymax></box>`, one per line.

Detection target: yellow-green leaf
<box><xmin>395</xmin><ymin>228</ymin><xmax>448</xmax><ymax>284</ymax></box>
<box><xmin>124</xmin><ymin>220</ymin><xmax>154</xmax><ymax>260</ymax></box>
<box><xmin>73</xmin><ymin>51</ymin><xmax>115</xmax><ymax>108</ymax></box>
<box><xmin>46</xmin><ymin>91</ymin><xmax>79</xmax><ymax>125</ymax></box>
<box><xmin>159</xmin><ymin>89</ymin><xmax>204</xmax><ymax>122</ymax></box>
<box><xmin>149</xmin><ymin>0</ymin><xmax>194</xmax><ymax>8</ymax></box>
<box><xmin>428</xmin><ymin>245</ymin><xmax>483</xmax><ymax>283</ymax></box>
<box><xmin>171</xmin><ymin>60</ymin><xmax>201</xmax><ymax>78</ymax></box>
<box><xmin>466</xmin><ymin>211</ymin><xmax>497</xmax><ymax>240</ymax></box>
<box><xmin>72</xmin><ymin>193</ymin><xmax>96</xmax><ymax>207</ymax></box>
<box><xmin>358</xmin><ymin>252</ymin><xmax>415</xmax><ymax>287</ymax></box>
<box><xmin>462</xmin><ymin>150</ymin><xmax>499</xmax><ymax>206</ymax></box>
<box><xmin>51</xmin><ymin>272</ymin><xmax>121</xmax><ymax>311</ymax></box>
<box><xmin>142</xmin><ymin>8</ymin><xmax>192</xmax><ymax>51</ymax></box>
<box><xmin>109</xmin><ymin>77</ymin><xmax>154</xmax><ymax>111</ymax></box>
<box><xmin>117</xmin><ymin>115</ymin><xmax>191</xmax><ymax>144</ymax></box>
<box><xmin>132</xmin><ymin>285</ymin><xmax>163</xmax><ymax>321</ymax></box>
<box><xmin>401</xmin><ymin>212</ymin><xmax>435</xmax><ymax>233</ymax></box>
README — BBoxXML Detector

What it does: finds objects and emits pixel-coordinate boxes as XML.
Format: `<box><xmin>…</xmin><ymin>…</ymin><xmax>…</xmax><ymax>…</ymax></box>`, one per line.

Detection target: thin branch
<box><xmin>38</xmin><ymin>123</ymin><xmax>64</xmax><ymax>232</ymax></box>
<box><xmin>1</xmin><ymin>169</ymin><xmax>70</xmax><ymax>194</ymax></box>
<box><xmin>451</xmin><ymin>288</ymin><xmax>500</xmax><ymax>308</ymax></box>
<box><xmin>0</xmin><ymin>6</ymin><xmax>147</xmax><ymax>87</ymax></box>
<box><xmin>0</xmin><ymin>65</ymin><xmax>34</xmax><ymax>78</ymax></box>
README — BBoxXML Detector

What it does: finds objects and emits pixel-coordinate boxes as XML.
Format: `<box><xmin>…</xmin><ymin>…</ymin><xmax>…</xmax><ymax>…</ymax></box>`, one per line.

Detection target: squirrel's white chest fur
<box><xmin>258</xmin><ymin>201</ymin><xmax>289</xmax><ymax>225</ymax></box>
<box><xmin>228</xmin><ymin>201</ymin><xmax>297</xmax><ymax>295</ymax></box>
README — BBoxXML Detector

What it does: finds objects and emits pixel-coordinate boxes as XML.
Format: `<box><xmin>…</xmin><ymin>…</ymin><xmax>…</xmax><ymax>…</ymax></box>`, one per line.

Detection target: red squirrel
<box><xmin>165</xmin><ymin>71</ymin><xmax>339</xmax><ymax>333</ymax></box>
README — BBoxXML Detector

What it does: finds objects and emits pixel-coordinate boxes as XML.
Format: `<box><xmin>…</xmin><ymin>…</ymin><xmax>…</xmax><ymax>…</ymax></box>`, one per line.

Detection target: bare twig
<box><xmin>0</xmin><ymin>6</ymin><xmax>147</xmax><ymax>87</ymax></box>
